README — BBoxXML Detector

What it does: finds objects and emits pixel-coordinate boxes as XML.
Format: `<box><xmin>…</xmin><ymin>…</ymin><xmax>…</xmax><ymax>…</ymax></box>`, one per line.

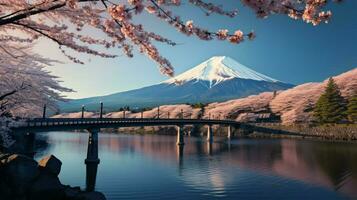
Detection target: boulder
<box><xmin>74</xmin><ymin>191</ymin><xmax>106</xmax><ymax>200</ymax></box>
<box><xmin>28</xmin><ymin>171</ymin><xmax>65</xmax><ymax>200</ymax></box>
<box><xmin>64</xmin><ymin>186</ymin><xmax>81</xmax><ymax>199</ymax></box>
<box><xmin>38</xmin><ymin>154</ymin><xmax>62</xmax><ymax>175</ymax></box>
<box><xmin>0</xmin><ymin>153</ymin><xmax>106</xmax><ymax>200</ymax></box>
<box><xmin>0</xmin><ymin>154</ymin><xmax>40</xmax><ymax>196</ymax></box>
<box><xmin>0</xmin><ymin>178</ymin><xmax>12</xmax><ymax>200</ymax></box>
<box><xmin>62</xmin><ymin>185</ymin><xmax>108</xmax><ymax>200</ymax></box>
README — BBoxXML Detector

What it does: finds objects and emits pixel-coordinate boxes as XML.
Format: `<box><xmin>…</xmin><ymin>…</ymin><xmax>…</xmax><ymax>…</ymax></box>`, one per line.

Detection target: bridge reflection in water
<box><xmin>13</xmin><ymin>117</ymin><xmax>242</xmax><ymax>177</ymax></box>
<box><xmin>84</xmin><ymin>130</ymin><xmax>223</xmax><ymax>192</ymax></box>
<box><xmin>30</xmin><ymin>132</ymin><xmax>357</xmax><ymax>199</ymax></box>
<box><xmin>15</xmin><ymin>117</ymin><xmax>239</xmax><ymax>194</ymax></box>
<box><xmin>12</xmin><ymin>117</ymin><xmax>309</xmax><ymax>159</ymax></box>
<box><xmin>58</xmin><ymin>134</ymin><xmax>220</xmax><ymax>193</ymax></box>
<box><xmin>12</xmin><ymin>117</ymin><xmax>329</xmax><ymax>198</ymax></box>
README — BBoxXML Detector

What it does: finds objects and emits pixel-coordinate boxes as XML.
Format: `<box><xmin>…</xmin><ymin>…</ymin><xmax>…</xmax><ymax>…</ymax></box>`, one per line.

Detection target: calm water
<box><xmin>34</xmin><ymin>132</ymin><xmax>357</xmax><ymax>200</ymax></box>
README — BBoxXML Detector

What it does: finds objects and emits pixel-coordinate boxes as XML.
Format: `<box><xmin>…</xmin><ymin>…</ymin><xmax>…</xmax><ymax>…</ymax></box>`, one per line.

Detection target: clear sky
<box><xmin>35</xmin><ymin>0</ymin><xmax>357</xmax><ymax>99</ymax></box>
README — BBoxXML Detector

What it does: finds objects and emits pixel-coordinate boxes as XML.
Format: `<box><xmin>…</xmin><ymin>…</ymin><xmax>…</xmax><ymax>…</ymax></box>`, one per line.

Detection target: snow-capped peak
<box><xmin>164</xmin><ymin>56</ymin><xmax>278</xmax><ymax>87</ymax></box>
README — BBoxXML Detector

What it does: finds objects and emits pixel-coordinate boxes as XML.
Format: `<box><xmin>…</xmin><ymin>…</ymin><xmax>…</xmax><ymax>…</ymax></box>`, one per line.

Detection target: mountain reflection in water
<box><xmin>35</xmin><ymin>132</ymin><xmax>357</xmax><ymax>200</ymax></box>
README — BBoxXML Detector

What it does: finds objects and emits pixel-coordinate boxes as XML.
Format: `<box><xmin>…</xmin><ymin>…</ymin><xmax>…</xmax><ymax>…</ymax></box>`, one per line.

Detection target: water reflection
<box><xmin>207</xmin><ymin>142</ymin><xmax>212</xmax><ymax>156</ymax></box>
<box><xmin>176</xmin><ymin>145</ymin><xmax>184</xmax><ymax>176</ymax></box>
<box><xmin>35</xmin><ymin>132</ymin><xmax>357</xmax><ymax>199</ymax></box>
<box><xmin>176</xmin><ymin>145</ymin><xmax>184</xmax><ymax>165</ymax></box>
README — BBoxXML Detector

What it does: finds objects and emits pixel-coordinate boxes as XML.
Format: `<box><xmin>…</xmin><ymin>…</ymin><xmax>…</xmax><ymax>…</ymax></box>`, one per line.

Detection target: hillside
<box><xmin>54</xmin><ymin>68</ymin><xmax>357</xmax><ymax>124</ymax></box>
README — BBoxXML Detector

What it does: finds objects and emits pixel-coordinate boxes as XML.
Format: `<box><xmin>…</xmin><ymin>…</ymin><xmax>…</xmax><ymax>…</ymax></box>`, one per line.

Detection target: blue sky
<box><xmin>37</xmin><ymin>0</ymin><xmax>357</xmax><ymax>99</ymax></box>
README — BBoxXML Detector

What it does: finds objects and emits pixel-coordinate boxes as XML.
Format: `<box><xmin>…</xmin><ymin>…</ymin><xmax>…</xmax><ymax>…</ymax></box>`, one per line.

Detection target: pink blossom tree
<box><xmin>0</xmin><ymin>44</ymin><xmax>73</xmax><ymax>118</ymax></box>
<box><xmin>0</xmin><ymin>0</ymin><xmax>339</xmax><ymax>76</ymax></box>
<box><xmin>0</xmin><ymin>44</ymin><xmax>74</xmax><ymax>148</ymax></box>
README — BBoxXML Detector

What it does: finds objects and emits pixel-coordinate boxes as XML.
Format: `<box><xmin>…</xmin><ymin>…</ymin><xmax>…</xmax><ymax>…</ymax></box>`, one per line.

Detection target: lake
<box><xmin>34</xmin><ymin>132</ymin><xmax>357</xmax><ymax>200</ymax></box>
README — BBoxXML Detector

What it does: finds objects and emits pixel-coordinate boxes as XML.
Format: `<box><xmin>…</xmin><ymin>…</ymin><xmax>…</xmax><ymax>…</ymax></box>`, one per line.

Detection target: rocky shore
<box><xmin>0</xmin><ymin>154</ymin><xmax>106</xmax><ymax>200</ymax></box>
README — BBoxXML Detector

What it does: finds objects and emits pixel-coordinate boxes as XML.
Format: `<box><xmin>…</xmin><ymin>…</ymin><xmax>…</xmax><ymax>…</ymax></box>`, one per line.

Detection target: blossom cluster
<box><xmin>143</xmin><ymin>4</ymin><xmax>253</xmax><ymax>44</ymax></box>
<box><xmin>0</xmin><ymin>118</ymin><xmax>16</xmax><ymax>149</ymax></box>
<box><xmin>0</xmin><ymin>43</ymin><xmax>74</xmax><ymax>118</ymax></box>
<box><xmin>0</xmin><ymin>0</ymin><xmax>340</xmax><ymax>76</ymax></box>
<box><xmin>241</xmin><ymin>0</ymin><xmax>335</xmax><ymax>26</ymax></box>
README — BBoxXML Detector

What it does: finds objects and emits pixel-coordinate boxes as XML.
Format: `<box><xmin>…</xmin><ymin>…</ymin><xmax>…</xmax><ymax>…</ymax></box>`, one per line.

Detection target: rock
<box><xmin>0</xmin><ymin>178</ymin><xmax>12</xmax><ymax>200</ymax></box>
<box><xmin>1</xmin><ymin>153</ymin><xmax>106</xmax><ymax>200</ymax></box>
<box><xmin>75</xmin><ymin>191</ymin><xmax>106</xmax><ymax>200</ymax></box>
<box><xmin>0</xmin><ymin>154</ymin><xmax>40</xmax><ymax>196</ymax></box>
<box><xmin>28</xmin><ymin>171</ymin><xmax>65</xmax><ymax>200</ymax></box>
<box><xmin>64</xmin><ymin>186</ymin><xmax>81</xmax><ymax>199</ymax></box>
<box><xmin>38</xmin><ymin>154</ymin><xmax>62</xmax><ymax>175</ymax></box>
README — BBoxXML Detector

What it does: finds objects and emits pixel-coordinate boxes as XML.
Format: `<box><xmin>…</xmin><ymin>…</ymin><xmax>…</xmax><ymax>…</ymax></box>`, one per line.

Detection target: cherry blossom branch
<box><xmin>0</xmin><ymin>1</ymin><xmax>65</xmax><ymax>26</ymax></box>
<box><xmin>12</xmin><ymin>21</ymin><xmax>117</xmax><ymax>64</ymax></box>
<box><xmin>12</xmin><ymin>22</ymin><xmax>63</xmax><ymax>45</ymax></box>
<box><xmin>0</xmin><ymin>82</ymin><xmax>30</xmax><ymax>102</ymax></box>
<box><xmin>0</xmin><ymin>45</ymin><xmax>20</xmax><ymax>59</ymax></box>
<box><xmin>188</xmin><ymin>0</ymin><xmax>238</xmax><ymax>17</ymax></box>
<box><xmin>105</xmin><ymin>1</ymin><xmax>175</xmax><ymax>75</ymax></box>
<box><xmin>0</xmin><ymin>0</ymin><xmax>340</xmax><ymax>77</ymax></box>
<box><xmin>0</xmin><ymin>90</ymin><xmax>18</xmax><ymax>102</ymax></box>
<box><xmin>0</xmin><ymin>0</ymin><xmax>102</xmax><ymax>26</ymax></box>
<box><xmin>148</xmin><ymin>0</ymin><xmax>255</xmax><ymax>42</ymax></box>
<box><xmin>0</xmin><ymin>0</ymin><xmax>58</xmax><ymax>20</ymax></box>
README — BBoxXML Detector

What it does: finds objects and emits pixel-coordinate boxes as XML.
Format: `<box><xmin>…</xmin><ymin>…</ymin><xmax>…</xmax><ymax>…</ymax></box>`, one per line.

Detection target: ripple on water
<box><xmin>35</xmin><ymin>132</ymin><xmax>355</xmax><ymax>200</ymax></box>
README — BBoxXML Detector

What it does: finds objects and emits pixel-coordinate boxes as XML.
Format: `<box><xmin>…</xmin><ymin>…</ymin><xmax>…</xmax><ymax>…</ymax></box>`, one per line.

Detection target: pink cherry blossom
<box><xmin>0</xmin><ymin>0</ymin><xmax>341</xmax><ymax>77</ymax></box>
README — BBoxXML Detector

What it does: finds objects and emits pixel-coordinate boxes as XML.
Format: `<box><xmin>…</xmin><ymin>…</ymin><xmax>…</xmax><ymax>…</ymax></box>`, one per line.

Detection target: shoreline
<box><xmin>252</xmin><ymin>123</ymin><xmax>357</xmax><ymax>141</ymax></box>
<box><xmin>83</xmin><ymin>123</ymin><xmax>357</xmax><ymax>143</ymax></box>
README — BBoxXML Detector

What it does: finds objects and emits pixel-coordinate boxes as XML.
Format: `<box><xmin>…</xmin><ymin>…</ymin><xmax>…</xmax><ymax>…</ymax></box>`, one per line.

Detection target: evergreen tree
<box><xmin>347</xmin><ymin>94</ymin><xmax>357</xmax><ymax>123</ymax></box>
<box><xmin>313</xmin><ymin>78</ymin><xmax>347</xmax><ymax>124</ymax></box>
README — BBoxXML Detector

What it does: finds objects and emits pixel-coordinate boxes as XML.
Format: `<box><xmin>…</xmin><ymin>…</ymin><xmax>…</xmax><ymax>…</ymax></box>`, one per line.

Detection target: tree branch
<box><xmin>0</xmin><ymin>1</ymin><xmax>65</xmax><ymax>26</ymax></box>
<box><xmin>12</xmin><ymin>22</ymin><xmax>63</xmax><ymax>46</ymax></box>
<box><xmin>0</xmin><ymin>0</ymin><xmax>57</xmax><ymax>20</ymax></box>
<box><xmin>0</xmin><ymin>90</ymin><xmax>17</xmax><ymax>101</ymax></box>
<box><xmin>149</xmin><ymin>0</ymin><xmax>247</xmax><ymax>38</ymax></box>
<box><xmin>0</xmin><ymin>0</ymin><xmax>101</xmax><ymax>26</ymax></box>
<box><xmin>0</xmin><ymin>45</ymin><xmax>21</xmax><ymax>58</ymax></box>
<box><xmin>0</xmin><ymin>82</ymin><xmax>31</xmax><ymax>101</ymax></box>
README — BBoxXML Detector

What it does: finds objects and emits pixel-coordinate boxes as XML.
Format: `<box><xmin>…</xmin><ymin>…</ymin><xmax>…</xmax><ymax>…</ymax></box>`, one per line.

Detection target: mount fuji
<box><xmin>59</xmin><ymin>56</ymin><xmax>294</xmax><ymax>112</ymax></box>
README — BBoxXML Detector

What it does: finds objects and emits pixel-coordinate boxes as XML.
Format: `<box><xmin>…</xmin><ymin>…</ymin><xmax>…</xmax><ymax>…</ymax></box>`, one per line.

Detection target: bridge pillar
<box><xmin>227</xmin><ymin>125</ymin><xmax>233</xmax><ymax>140</ymax></box>
<box><xmin>207</xmin><ymin>125</ymin><xmax>213</xmax><ymax>143</ymax></box>
<box><xmin>85</xmin><ymin>128</ymin><xmax>100</xmax><ymax>164</ymax></box>
<box><xmin>85</xmin><ymin>161</ymin><xmax>98</xmax><ymax>192</ymax></box>
<box><xmin>24</xmin><ymin>132</ymin><xmax>35</xmax><ymax>158</ymax></box>
<box><xmin>176</xmin><ymin>126</ymin><xmax>184</xmax><ymax>146</ymax></box>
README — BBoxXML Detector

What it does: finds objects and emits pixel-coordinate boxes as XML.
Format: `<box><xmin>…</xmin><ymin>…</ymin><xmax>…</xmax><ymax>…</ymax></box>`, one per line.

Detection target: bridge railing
<box><xmin>24</xmin><ymin>117</ymin><xmax>237</xmax><ymax>128</ymax></box>
<box><xmin>33</xmin><ymin>103</ymin><xmax>237</xmax><ymax>128</ymax></box>
<box><xmin>40</xmin><ymin>102</ymin><xmax>233</xmax><ymax>121</ymax></box>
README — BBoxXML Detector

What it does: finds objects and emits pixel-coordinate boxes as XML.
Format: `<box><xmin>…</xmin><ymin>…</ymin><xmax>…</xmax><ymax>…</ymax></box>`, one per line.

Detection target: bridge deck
<box><xmin>12</xmin><ymin>118</ymin><xmax>308</xmax><ymax>139</ymax></box>
<box><xmin>13</xmin><ymin>118</ymin><xmax>241</xmax><ymax>133</ymax></box>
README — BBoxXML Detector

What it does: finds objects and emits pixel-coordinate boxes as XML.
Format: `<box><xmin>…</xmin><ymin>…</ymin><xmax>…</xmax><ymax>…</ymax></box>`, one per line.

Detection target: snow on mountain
<box><xmin>164</xmin><ymin>56</ymin><xmax>278</xmax><ymax>88</ymax></box>
<box><xmin>59</xmin><ymin>56</ymin><xmax>293</xmax><ymax>112</ymax></box>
